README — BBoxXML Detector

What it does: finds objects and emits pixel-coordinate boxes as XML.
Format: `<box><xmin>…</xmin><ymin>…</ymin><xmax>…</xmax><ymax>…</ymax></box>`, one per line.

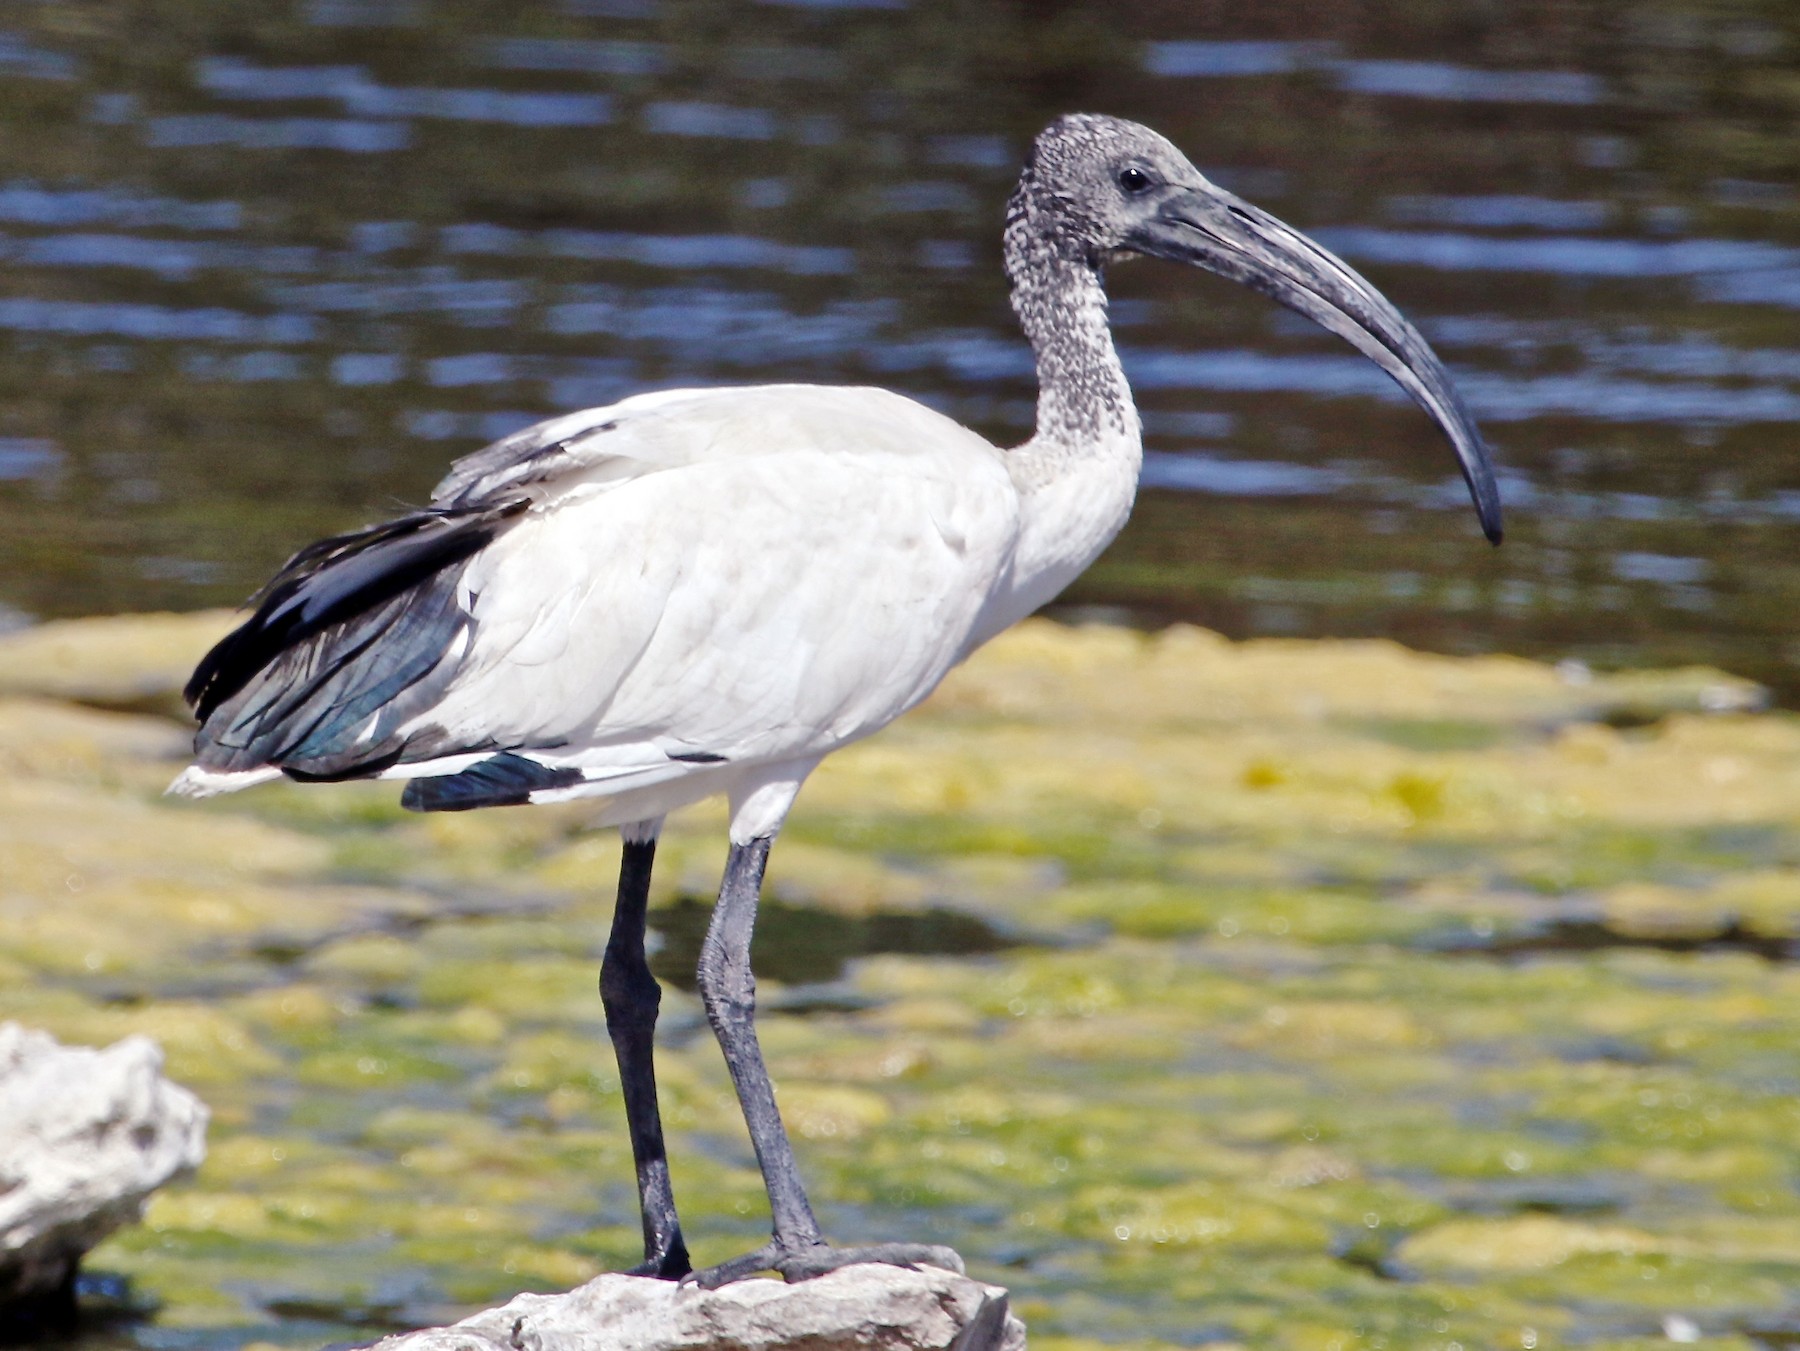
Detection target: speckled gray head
<box><xmin>1008</xmin><ymin>112</ymin><xmax>1504</xmax><ymax>544</ymax></box>
<box><xmin>1007</xmin><ymin>113</ymin><xmax>1205</xmax><ymax>264</ymax></box>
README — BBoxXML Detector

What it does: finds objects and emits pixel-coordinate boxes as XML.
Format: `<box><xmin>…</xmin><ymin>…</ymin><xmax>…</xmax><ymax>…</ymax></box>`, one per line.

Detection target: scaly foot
<box><xmin>684</xmin><ymin>1238</ymin><xmax>964</xmax><ymax>1289</ymax></box>
<box><xmin>625</xmin><ymin>1235</ymin><xmax>692</xmax><ymax>1280</ymax></box>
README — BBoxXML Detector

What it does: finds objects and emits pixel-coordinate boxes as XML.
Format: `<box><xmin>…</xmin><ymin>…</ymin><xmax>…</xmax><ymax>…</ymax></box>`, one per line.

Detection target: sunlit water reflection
<box><xmin>1</xmin><ymin>1</ymin><xmax>1797</xmax><ymax>697</ymax></box>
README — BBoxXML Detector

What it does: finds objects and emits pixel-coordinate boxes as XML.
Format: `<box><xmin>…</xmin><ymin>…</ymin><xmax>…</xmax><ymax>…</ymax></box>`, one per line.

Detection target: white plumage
<box><xmin>173</xmin><ymin>380</ymin><xmax>1107</xmax><ymax>841</ymax></box>
<box><xmin>171</xmin><ymin>114</ymin><xmax>1500</xmax><ymax>1288</ymax></box>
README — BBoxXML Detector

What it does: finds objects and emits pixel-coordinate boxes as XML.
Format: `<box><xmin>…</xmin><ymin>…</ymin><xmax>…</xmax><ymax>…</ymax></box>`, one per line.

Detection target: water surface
<box><xmin>0</xmin><ymin>1</ymin><xmax>1797</xmax><ymax>695</ymax></box>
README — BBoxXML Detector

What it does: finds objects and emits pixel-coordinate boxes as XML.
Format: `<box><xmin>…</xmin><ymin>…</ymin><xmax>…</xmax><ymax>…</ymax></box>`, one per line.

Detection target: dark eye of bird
<box><xmin>1118</xmin><ymin>166</ymin><xmax>1153</xmax><ymax>195</ymax></box>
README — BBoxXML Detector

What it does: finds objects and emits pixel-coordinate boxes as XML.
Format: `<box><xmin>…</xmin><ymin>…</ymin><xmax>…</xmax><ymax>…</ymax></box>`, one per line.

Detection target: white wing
<box><xmin>178</xmin><ymin>384</ymin><xmax>1021</xmax><ymax>810</ymax></box>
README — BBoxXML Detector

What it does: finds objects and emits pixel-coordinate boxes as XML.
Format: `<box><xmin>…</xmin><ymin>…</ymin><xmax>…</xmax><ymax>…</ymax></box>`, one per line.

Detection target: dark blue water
<box><xmin>0</xmin><ymin>2</ymin><xmax>1796</xmax><ymax>697</ymax></box>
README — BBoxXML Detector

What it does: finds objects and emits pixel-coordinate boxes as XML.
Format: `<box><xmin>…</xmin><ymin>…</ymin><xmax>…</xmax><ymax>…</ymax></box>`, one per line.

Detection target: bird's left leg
<box><xmin>685</xmin><ymin>829</ymin><xmax>963</xmax><ymax>1289</ymax></box>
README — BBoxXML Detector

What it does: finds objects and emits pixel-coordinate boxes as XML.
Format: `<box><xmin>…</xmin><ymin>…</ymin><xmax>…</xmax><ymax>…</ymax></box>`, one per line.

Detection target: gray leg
<box><xmin>600</xmin><ymin>836</ymin><xmax>691</xmax><ymax>1279</ymax></box>
<box><xmin>685</xmin><ymin>837</ymin><xmax>964</xmax><ymax>1288</ymax></box>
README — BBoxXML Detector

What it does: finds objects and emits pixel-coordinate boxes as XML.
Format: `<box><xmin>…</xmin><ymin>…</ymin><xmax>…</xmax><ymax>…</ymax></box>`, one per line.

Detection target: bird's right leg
<box><xmin>685</xmin><ymin>834</ymin><xmax>962</xmax><ymax>1288</ymax></box>
<box><xmin>600</xmin><ymin>822</ymin><xmax>691</xmax><ymax>1279</ymax></box>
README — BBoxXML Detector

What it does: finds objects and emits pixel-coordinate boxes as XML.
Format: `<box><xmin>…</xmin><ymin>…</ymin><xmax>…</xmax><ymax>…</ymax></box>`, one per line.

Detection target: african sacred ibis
<box><xmin>172</xmin><ymin>114</ymin><xmax>1502</xmax><ymax>1288</ymax></box>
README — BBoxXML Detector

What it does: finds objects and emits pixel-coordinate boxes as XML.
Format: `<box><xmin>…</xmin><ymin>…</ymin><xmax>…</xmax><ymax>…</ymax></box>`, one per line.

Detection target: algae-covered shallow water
<box><xmin>2</xmin><ymin>612</ymin><xmax>1798</xmax><ymax>1351</ymax></box>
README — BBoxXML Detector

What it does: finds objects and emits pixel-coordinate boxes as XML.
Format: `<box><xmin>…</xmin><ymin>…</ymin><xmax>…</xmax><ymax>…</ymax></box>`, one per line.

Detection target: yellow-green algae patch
<box><xmin>0</xmin><ymin>610</ymin><xmax>236</xmax><ymax>716</ymax></box>
<box><xmin>0</xmin><ymin>614</ymin><xmax>1796</xmax><ymax>1349</ymax></box>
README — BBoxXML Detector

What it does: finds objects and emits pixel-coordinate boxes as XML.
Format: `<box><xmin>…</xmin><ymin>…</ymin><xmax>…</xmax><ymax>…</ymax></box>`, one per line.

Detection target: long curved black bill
<box><xmin>1125</xmin><ymin>181</ymin><xmax>1503</xmax><ymax>544</ymax></box>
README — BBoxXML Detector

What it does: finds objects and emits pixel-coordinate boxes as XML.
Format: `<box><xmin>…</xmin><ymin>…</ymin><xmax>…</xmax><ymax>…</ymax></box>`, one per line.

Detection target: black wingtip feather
<box><xmin>186</xmin><ymin>498</ymin><xmax>527</xmax><ymax>725</ymax></box>
<box><xmin>401</xmin><ymin>752</ymin><xmax>583</xmax><ymax>813</ymax></box>
<box><xmin>282</xmin><ymin>746</ymin><xmax>406</xmax><ymax>784</ymax></box>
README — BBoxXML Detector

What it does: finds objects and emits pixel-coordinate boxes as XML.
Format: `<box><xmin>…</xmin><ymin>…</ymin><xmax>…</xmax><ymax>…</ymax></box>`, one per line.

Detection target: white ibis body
<box><xmin>173</xmin><ymin>114</ymin><xmax>1501</xmax><ymax>1287</ymax></box>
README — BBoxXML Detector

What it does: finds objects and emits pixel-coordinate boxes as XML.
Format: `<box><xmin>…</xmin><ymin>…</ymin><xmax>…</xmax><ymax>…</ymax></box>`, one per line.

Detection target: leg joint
<box><xmin>601</xmin><ymin>952</ymin><xmax>662</xmax><ymax>1020</ymax></box>
<box><xmin>696</xmin><ymin>934</ymin><xmax>755</xmax><ymax>1029</ymax></box>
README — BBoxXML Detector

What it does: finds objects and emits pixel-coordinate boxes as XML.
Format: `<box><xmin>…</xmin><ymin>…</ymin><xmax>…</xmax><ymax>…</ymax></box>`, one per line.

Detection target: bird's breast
<box><xmin>975</xmin><ymin>424</ymin><xmax>1143</xmax><ymax>642</ymax></box>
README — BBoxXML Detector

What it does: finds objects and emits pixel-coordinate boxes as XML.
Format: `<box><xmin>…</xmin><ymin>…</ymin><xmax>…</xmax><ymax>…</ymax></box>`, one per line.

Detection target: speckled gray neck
<box><xmin>1003</xmin><ymin>168</ymin><xmax>1135</xmax><ymax>454</ymax></box>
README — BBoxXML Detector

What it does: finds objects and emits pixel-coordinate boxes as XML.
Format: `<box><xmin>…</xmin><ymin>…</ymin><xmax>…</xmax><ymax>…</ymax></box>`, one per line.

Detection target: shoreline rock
<box><xmin>353</xmin><ymin>1265</ymin><xmax>1025</xmax><ymax>1351</ymax></box>
<box><xmin>0</xmin><ymin>1024</ymin><xmax>207</xmax><ymax>1303</ymax></box>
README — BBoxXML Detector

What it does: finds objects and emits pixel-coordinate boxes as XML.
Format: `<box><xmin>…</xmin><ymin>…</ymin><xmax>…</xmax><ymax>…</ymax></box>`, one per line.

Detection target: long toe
<box><xmin>776</xmin><ymin>1241</ymin><xmax>965</xmax><ymax>1283</ymax></box>
<box><xmin>685</xmin><ymin>1240</ymin><xmax>964</xmax><ymax>1289</ymax></box>
<box><xmin>682</xmin><ymin>1242</ymin><xmax>782</xmax><ymax>1290</ymax></box>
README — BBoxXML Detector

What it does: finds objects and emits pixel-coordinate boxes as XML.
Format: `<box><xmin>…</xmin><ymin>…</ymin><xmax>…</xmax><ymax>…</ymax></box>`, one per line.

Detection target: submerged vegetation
<box><xmin>1</xmin><ymin>612</ymin><xmax>1797</xmax><ymax>1350</ymax></box>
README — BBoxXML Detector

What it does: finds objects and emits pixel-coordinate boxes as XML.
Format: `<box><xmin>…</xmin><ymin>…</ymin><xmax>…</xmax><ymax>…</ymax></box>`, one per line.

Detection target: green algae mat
<box><xmin>2</xmin><ymin>614</ymin><xmax>1797</xmax><ymax>1351</ymax></box>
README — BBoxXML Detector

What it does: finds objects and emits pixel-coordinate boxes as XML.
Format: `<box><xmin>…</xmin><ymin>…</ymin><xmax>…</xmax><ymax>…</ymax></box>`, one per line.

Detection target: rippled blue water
<box><xmin>0</xmin><ymin>0</ymin><xmax>1795</xmax><ymax>698</ymax></box>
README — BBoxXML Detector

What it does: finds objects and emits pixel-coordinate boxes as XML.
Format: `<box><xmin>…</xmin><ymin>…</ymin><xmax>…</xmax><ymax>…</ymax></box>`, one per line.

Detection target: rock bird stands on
<box><xmin>174</xmin><ymin>115</ymin><xmax>1502</xmax><ymax>1287</ymax></box>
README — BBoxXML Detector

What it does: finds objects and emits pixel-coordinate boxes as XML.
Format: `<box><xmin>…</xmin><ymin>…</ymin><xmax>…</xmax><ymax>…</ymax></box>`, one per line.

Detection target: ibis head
<box><xmin>1011</xmin><ymin>113</ymin><xmax>1503</xmax><ymax>544</ymax></box>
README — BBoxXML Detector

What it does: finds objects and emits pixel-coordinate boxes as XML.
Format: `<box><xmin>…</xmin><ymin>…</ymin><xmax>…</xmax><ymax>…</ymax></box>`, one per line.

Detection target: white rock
<box><xmin>0</xmin><ymin>1023</ymin><xmax>208</xmax><ymax>1301</ymax></box>
<box><xmin>358</xmin><ymin>1264</ymin><xmax>1026</xmax><ymax>1351</ymax></box>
